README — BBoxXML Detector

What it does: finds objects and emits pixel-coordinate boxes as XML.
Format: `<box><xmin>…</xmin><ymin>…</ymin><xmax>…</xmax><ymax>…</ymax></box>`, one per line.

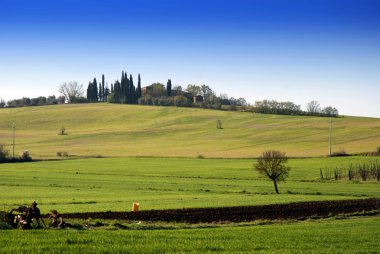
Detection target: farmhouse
<box><xmin>170</xmin><ymin>89</ymin><xmax>191</xmax><ymax>99</ymax></box>
<box><xmin>142</xmin><ymin>84</ymin><xmax>165</xmax><ymax>96</ymax></box>
<box><xmin>193</xmin><ymin>95</ymin><xmax>203</xmax><ymax>103</ymax></box>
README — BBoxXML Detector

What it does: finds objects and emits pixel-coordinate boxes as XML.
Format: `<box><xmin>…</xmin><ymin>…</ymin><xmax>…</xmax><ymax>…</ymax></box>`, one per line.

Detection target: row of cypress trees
<box><xmin>86</xmin><ymin>71</ymin><xmax>142</xmax><ymax>104</ymax></box>
<box><xmin>87</xmin><ymin>74</ymin><xmax>109</xmax><ymax>102</ymax></box>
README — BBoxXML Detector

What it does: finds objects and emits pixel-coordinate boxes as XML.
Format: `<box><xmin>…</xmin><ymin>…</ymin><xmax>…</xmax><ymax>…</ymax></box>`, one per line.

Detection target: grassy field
<box><xmin>0</xmin><ymin>157</ymin><xmax>378</xmax><ymax>213</ymax></box>
<box><xmin>0</xmin><ymin>216</ymin><xmax>379</xmax><ymax>253</ymax></box>
<box><xmin>1</xmin><ymin>104</ymin><xmax>379</xmax><ymax>253</ymax></box>
<box><xmin>0</xmin><ymin>104</ymin><xmax>379</xmax><ymax>158</ymax></box>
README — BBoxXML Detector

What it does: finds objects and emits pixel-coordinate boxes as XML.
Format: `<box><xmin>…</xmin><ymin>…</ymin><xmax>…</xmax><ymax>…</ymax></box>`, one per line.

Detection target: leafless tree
<box><xmin>58</xmin><ymin>81</ymin><xmax>84</xmax><ymax>103</ymax></box>
<box><xmin>306</xmin><ymin>100</ymin><xmax>321</xmax><ymax>115</ymax></box>
<box><xmin>200</xmin><ymin>84</ymin><xmax>215</xmax><ymax>101</ymax></box>
<box><xmin>254</xmin><ymin>150</ymin><xmax>291</xmax><ymax>194</ymax></box>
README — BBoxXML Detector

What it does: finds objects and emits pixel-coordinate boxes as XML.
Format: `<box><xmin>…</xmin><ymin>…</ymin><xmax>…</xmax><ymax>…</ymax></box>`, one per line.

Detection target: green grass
<box><xmin>0</xmin><ymin>157</ymin><xmax>378</xmax><ymax>213</ymax></box>
<box><xmin>0</xmin><ymin>104</ymin><xmax>379</xmax><ymax>158</ymax></box>
<box><xmin>1</xmin><ymin>104</ymin><xmax>379</xmax><ymax>253</ymax></box>
<box><xmin>0</xmin><ymin>216</ymin><xmax>379</xmax><ymax>253</ymax></box>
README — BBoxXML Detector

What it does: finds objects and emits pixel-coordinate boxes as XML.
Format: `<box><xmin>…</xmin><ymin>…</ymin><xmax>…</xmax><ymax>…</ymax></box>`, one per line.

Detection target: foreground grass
<box><xmin>0</xmin><ymin>216</ymin><xmax>379</xmax><ymax>253</ymax></box>
<box><xmin>0</xmin><ymin>157</ymin><xmax>378</xmax><ymax>213</ymax></box>
<box><xmin>0</xmin><ymin>104</ymin><xmax>379</xmax><ymax>158</ymax></box>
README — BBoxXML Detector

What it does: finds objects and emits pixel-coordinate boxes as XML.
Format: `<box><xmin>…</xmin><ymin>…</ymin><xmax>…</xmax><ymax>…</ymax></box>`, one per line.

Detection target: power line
<box><xmin>329</xmin><ymin>118</ymin><xmax>332</xmax><ymax>156</ymax></box>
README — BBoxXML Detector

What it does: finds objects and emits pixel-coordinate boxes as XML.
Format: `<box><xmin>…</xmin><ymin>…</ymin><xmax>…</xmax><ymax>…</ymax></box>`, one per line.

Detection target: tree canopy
<box><xmin>254</xmin><ymin>150</ymin><xmax>290</xmax><ymax>194</ymax></box>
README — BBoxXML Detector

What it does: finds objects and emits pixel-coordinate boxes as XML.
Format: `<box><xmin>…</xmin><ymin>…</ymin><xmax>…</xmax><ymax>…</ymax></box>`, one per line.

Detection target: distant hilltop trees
<box><xmin>105</xmin><ymin>72</ymin><xmax>140</xmax><ymax>104</ymax></box>
<box><xmin>253</xmin><ymin>100</ymin><xmax>339</xmax><ymax>117</ymax></box>
<box><xmin>0</xmin><ymin>70</ymin><xmax>339</xmax><ymax>117</ymax></box>
<box><xmin>2</xmin><ymin>95</ymin><xmax>66</xmax><ymax>108</ymax></box>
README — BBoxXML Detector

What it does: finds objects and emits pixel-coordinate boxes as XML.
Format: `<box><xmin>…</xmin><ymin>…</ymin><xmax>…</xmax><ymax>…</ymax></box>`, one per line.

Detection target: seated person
<box><xmin>10</xmin><ymin>206</ymin><xmax>30</xmax><ymax>229</ymax></box>
<box><xmin>27</xmin><ymin>201</ymin><xmax>46</xmax><ymax>228</ymax></box>
<box><xmin>49</xmin><ymin>210</ymin><xmax>65</xmax><ymax>228</ymax></box>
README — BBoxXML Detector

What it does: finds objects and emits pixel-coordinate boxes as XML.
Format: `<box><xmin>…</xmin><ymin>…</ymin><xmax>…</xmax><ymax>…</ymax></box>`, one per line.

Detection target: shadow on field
<box><xmin>63</xmin><ymin>198</ymin><xmax>380</xmax><ymax>223</ymax></box>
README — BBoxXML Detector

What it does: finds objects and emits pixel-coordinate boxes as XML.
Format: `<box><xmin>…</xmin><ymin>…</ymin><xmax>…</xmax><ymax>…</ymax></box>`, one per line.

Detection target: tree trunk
<box><xmin>273</xmin><ymin>180</ymin><xmax>279</xmax><ymax>194</ymax></box>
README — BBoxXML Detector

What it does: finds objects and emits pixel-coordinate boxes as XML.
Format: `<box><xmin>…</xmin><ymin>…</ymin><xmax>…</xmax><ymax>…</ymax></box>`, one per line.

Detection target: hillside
<box><xmin>0</xmin><ymin>103</ymin><xmax>379</xmax><ymax>158</ymax></box>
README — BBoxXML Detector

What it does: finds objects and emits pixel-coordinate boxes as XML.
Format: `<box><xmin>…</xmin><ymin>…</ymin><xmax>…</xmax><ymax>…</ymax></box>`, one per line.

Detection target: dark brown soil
<box><xmin>63</xmin><ymin>198</ymin><xmax>380</xmax><ymax>223</ymax></box>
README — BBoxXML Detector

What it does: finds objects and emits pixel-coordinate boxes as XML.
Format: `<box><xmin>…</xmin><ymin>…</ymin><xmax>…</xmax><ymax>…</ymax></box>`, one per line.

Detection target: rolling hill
<box><xmin>0</xmin><ymin>103</ymin><xmax>379</xmax><ymax>158</ymax></box>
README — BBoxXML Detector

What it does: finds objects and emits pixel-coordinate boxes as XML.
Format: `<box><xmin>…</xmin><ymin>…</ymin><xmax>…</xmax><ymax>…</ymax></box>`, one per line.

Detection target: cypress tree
<box><xmin>114</xmin><ymin>81</ymin><xmax>121</xmax><ymax>103</ymax></box>
<box><xmin>129</xmin><ymin>74</ymin><xmax>135</xmax><ymax>104</ymax></box>
<box><xmin>111</xmin><ymin>83</ymin><xmax>114</xmax><ymax>94</ymax></box>
<box><xmin>99</xmin><ymin>83</ymin><xmax>103</xmax><ymax>102</ymax></box>
<box><xmin>125</xmin><ymin>72</ymin><xmax>129</xmax><ymax>103</ymax></box>
<box><xmin>167</xmin><ymin>79</ymin><xmax>172</xmax><ymax>97</ymax></box>
<box><xmin>92</xmin><ymin>78</ymin><xmax>98</xmax><ymax>102</ymax></box>
<box><xmin>105</xmin><ymin>85</ymin><xmax>110</xmax><ymax>102</ymax></box>
<box><xmin>102</xmin><ymin>74</ymin><xmax>105</xmax><ymax>102</ymax></box>
<box><xmin>87</xmin><ymin>81</ymin><xmax>93</xmax><ymax>102</ymax></box>
<box><xmin>136</xmin><ymin>74</ymin><xmax>142</xmax><ymax>101</ymax></box>
<box><xmin>120</xmin><ymin>71</ymin><xmax>125</xmax><ymax>102</ymax></box>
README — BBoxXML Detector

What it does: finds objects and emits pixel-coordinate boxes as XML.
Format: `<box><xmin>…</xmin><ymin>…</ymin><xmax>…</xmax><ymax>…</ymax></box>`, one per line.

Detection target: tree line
<box><xmin>1</xmin><ymin>95</ymin><xmax>66</xmax><ymax>108</ymax></box>
<box><xmin>251</xmin><ymin>100</ymin><xmax>338</xmax><ymax>117</ymax></box>
<box><xmin>0</xmin><ymin>70</ymin><xmax>339</xmax><ymax>117</ymax></box>
<box><xmin>0</xmin><ymin>145</ymin><xmax>32</xmax><ymax>163</ymax></box>
<box><xmin>86</xmin><ymin>72</ymin><xmax>143</xmax><ymax>104</ymax></box>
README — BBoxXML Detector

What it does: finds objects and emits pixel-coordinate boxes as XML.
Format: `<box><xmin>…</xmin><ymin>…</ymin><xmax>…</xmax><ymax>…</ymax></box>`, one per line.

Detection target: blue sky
<box><xmin>1</xmin><ymin>0</ymin><xmax>379</xmax><ymax>117</ymax></box>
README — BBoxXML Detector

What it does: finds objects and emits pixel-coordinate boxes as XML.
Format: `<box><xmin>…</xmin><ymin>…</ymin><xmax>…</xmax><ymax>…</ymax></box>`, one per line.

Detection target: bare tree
<box><xmin>58</xmin><ymin>81</ymin><xmax>84</xmax><ymax>103</ymax></box>
<box><xmin>306</xmin><ymin>100</ymin><xmax>321</xmax><ymax>115</ymax></box>
<box><xmin>254</xmin><ymin>150</ymin><xmax>291</xmax><ymax>194</ymax></box>
<box><xmin>200</xmin><ymin>84</ymin><xmax>215</xmax><ymax>101</ymax></box>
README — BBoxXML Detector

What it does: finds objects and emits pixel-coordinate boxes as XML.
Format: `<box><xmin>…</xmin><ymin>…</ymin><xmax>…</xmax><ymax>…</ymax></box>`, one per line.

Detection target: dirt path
<box><xmin>64</xmin><ymin>198</ymin><xmax>380</xmax><ymax>223</ymax></box>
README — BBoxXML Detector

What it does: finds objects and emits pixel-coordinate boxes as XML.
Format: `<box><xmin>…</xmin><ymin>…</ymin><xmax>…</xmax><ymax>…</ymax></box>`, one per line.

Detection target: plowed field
<box><xmin>64</xmin><ymin>198</ymin><xmax>380</xmax><ymax>223</ymax></box>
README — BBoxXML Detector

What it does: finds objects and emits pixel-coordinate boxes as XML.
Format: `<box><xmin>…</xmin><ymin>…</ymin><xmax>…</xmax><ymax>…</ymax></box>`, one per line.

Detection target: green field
<box><xmin>1</xmin><ymin>216</ymin><xmax>379</xmax><ymax>253</ymax></box>
<box><xmin>1</xmin><ymin>104</ymin><xmax>379</xmax><ymax>253</ymax></box>
<box><xmin>0</xmin><ymin>156</ymin><xmax>378</xmax><ymax>213</ymax></box>
<box><xmin>0</xmin><ymin>104</ymin><xmax>379</xmax><ymax>158</ymax></box>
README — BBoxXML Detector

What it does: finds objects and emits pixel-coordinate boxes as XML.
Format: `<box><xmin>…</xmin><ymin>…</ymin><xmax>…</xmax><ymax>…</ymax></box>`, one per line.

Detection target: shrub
<box><xmin>57</xmin><ymin>151</ymin><xmax>69</xmax><ymax>157</ymax></box>
<box><xmin>323</xmin><ymin>161</ymin><xmax>379</xmax><ymax>182</ymax></box>
<box><xmin>19</xmin><ymin>151</ymin><xmax>32</xmax><ymax>161</ymax></box>
<box><xmin>330</xmin><ymin>150</ymin><xmax>350</xmax><ymax>157</ymax></box>
<box><xmin>0</xmin><ymin>145</ymin><xmax>10</xmax><ymax>162</ymax></box>
<box><xmin>216</xmin><ymin>119</ymin><xmax>223</xmax><ymax>129</ymax></box>
<box><xmin>0</xmin><ymin>221</ymin><xmax>12</xmax><ymax>230</ymax></box>
<box><xmin>364</xmin><ymin>146</ymin><xmax>380</xmax><ymax>156</ymax></box>
<box><xmin>59</xmin><ymin>127</ymin><xmax>66</xmax><ymax>135</ymax></box>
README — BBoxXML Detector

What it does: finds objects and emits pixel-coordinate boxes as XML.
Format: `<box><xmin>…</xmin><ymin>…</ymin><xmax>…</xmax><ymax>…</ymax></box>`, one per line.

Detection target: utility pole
<box><xmin>329</xmin><ymin>118</ymin><xmax>332</xmax><ymax>156</ymax></box>
<box><xmin>12</xmin><ymin>122</ymin><xmax>15</xmax><ymax>159</ymax></box>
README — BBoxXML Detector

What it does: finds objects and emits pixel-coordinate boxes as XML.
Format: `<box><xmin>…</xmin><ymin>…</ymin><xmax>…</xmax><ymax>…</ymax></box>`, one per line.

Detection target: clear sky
<box><xmin>1</xmin><ymin>0</ymin><xmax>379</xmax><ymax>117</ymax></box>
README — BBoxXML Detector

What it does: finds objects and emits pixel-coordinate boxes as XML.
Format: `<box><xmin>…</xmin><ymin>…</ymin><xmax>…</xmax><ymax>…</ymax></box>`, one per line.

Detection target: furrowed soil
<box><xmin>64</xmin><ymin>198</ymin><xmax>380</xmax><ymax>223</ymax></box>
